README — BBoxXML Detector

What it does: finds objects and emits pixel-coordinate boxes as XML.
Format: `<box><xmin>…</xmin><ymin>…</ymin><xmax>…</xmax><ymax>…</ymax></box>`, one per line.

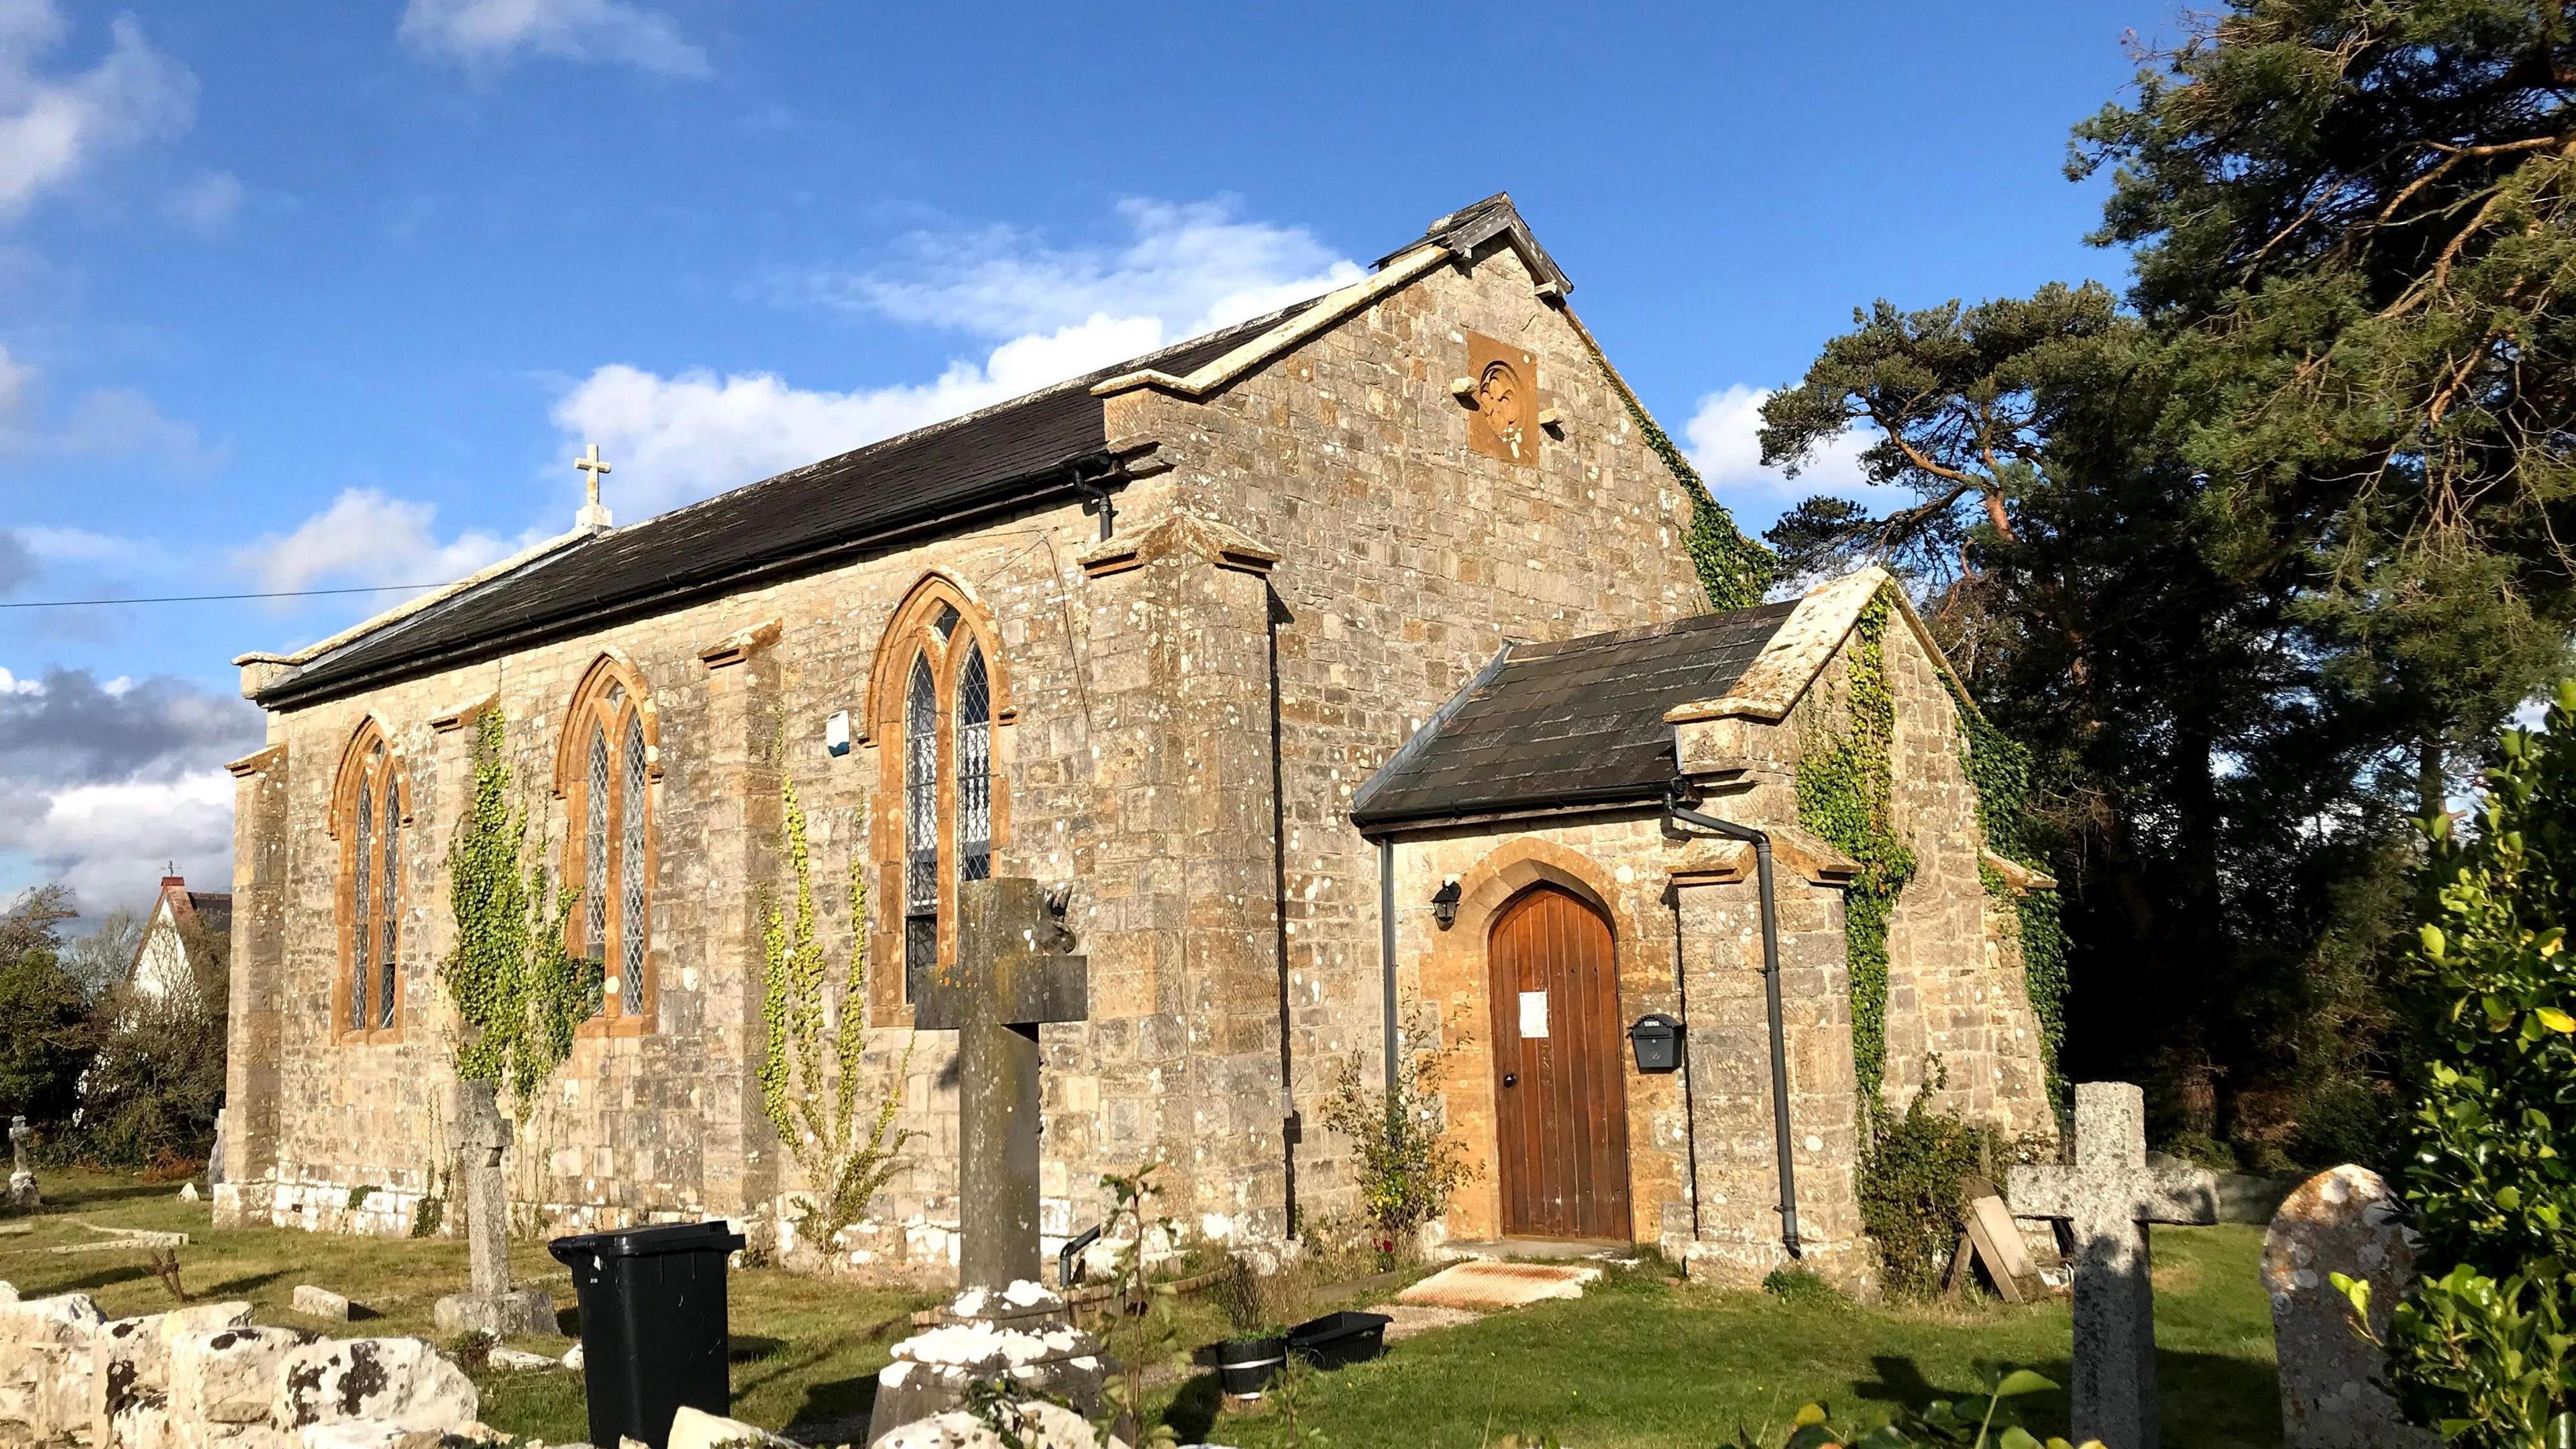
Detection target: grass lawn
<box><xmin>0</xmin><ymin>1171</ymin><xmax>2282</xmax><ymax>1448</ymax></box>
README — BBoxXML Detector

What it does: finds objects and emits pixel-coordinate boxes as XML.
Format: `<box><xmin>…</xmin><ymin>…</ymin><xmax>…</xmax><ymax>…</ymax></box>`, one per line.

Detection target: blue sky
<box><xmin>0</xmin><ymin>0</ymin><xmax>2166</xmax><ymax>913</ymax></box>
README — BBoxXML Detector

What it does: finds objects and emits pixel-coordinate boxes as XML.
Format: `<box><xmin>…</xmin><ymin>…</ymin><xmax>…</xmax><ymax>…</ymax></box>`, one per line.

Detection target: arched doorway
<box><xmin>1487</xmin><ymin>883</ymin><xmax>1631</xmax><ymax>1239</ymax></box>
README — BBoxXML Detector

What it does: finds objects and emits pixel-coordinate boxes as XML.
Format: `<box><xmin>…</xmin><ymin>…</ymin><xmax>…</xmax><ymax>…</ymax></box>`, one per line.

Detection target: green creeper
<box><xmin>440</xmin><ymin>708</ymin><xmax>593</xmax><ymax>1115</ymax></box>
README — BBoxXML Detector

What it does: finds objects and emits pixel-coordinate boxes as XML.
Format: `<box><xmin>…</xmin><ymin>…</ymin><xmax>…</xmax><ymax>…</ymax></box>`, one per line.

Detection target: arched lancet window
<box><xmin>560</xmin><ymin>657</ymin><xmax>659</xmax><ymax>1034</ymax></box>
<box><xmin>904</xmin><ymin>653</ymin><xmax>940</xmax><ymax>999</ymax></box>
<box><xmin>333</xmin><ymin>722</ymin><xmax>404</xmax><ymax>1042</ymax></box>
<box><xmin>867</xmin><ymin>577</ymin><xmax>1011</xmax><ymax>1019</ymax></box>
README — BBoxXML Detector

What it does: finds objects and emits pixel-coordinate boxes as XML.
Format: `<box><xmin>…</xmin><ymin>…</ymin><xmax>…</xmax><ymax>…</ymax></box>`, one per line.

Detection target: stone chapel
<box><xmin>214</xmin><ymin>195</ymin><xmax>2056</xmax><ymax>1286</ymax></box>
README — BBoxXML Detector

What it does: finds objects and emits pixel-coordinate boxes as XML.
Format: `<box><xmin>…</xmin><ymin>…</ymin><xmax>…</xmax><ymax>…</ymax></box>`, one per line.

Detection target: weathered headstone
<box><xmin>868</xmin><ymin>878</ymin><xmax>1107</xmax><ymax>1448</ymax></box>
<box><xmin>2006</xmin><ymin>1081</ymin><xmax>2225</xmax><ymax>1449</ymax></box>
<box><xmin>7</xmin><ymin>1116</ymin><xmax>38</xmax><ymax>1209</ymax></box>
<box><xmin>2263</xmin><ymin>1165</ymin><xmax>2434</xmax><ymax>1448</ymax></box>
<box><xmin>433</xmin><ymin>1080</ymin><xmax>556</xmax><ymax>1338</ymax></box>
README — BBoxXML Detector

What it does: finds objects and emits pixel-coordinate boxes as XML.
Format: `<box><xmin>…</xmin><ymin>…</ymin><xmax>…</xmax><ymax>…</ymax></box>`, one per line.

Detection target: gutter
<box><xmin>1662</xmin><ymin>782</ymin><xmax>1803</xmax><ymax>1259</ymax></box>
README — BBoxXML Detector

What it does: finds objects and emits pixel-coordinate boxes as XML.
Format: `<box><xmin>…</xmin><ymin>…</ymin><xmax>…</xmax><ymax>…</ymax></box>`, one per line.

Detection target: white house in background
<box><xmin>129</xmin><ymin>874</ymin><xmax>230</xmax><ymax>1000</ymax></box>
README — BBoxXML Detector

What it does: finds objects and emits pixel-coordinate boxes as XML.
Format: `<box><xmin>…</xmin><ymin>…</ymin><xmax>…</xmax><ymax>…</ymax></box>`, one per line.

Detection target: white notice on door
<box><xmin>1518</xmin><ymin>990</ymin><xmax>1548</xmax><ymax>1038</ymax></box>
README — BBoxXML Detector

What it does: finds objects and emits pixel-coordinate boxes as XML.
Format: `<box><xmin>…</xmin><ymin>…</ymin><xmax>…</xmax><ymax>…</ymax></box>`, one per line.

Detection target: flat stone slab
<box><xmin>291</xmin><ymin>1285</ymin><xmax>353</xmax><ymax>1321</ymax></box>
<box><xmin>1374</xmin><ymin>1303</ymin><xmax>1482</xmax><ymax>1341</ymax></box>
<box><xmin>1395</xmin><ymin>1261</ymin><xmax>1599</xmax><ymax>1309</ymax></box>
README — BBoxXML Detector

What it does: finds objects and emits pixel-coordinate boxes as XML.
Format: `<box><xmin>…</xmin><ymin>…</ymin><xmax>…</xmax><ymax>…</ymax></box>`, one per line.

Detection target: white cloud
<box><xmin>800</xmin><ymin>197</ymin><xmax>1363</xmax><ymax>340</ymax></box>
<box><xmin>554</xmin><ymin>316</ymin><xmax>1172</xmax><ymax>517</ymax></box>
<box><xmin>561</xmin><ymin>197</ymin><xmax>1363</xmax><ymax>517</ymax></box>
<box><xmin>0</xmin><ymin>3</ymin><xmax>196</xmax><ymax>222</ymax></box>
<box><xmin>398</xmin><ymin>0</ymin><xmax>710</xmax><ymax>77</ymax></box>
<box><xmin>229</xmin><ymin>487</ymin><xmax>525</xmax><ymax>595</ymax></box>
<box><xmin>0</xmin><ymin>342</ymin><xmax>218</xmax><ymax>469</ymax></box>
<box><xmin>163</xmin><ymin>167</ymin><xmax>240</xmax><ymax>235</ymax></box>
<box><xmin>1683</xmin><ymin>384</ymin><xmax>1907</xmax><ymax>519</ymax></box>
<box><xmin>0</xmin><ymin>666</ymin><xmax>260</xmax><ymax>916</ymax></box>
<box><xmin>0</xmin><ymin>769</ymin><xmax>234</xmax><ymax>913</ymax></box>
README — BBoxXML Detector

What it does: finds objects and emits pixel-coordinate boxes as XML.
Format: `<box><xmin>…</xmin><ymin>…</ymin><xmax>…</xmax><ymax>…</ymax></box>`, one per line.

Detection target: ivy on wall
<box><xmin>758</xmin><ymin>775</ymin><xmax>915</xmax><ymax>1243</ymax></box>
<box><xmin>1570</xmin><ymin>329</ymin><xmax>1776</xmax><ymax>611</ymax></box>
<box><xmin>1950</xmin><ymin>685</ymin><xmax>2069</xmax><ymax>1105</ymax></box>
<box><xmin>441</xmin><ymin>707</ymin><xmax>596</xmax><ymax>1115</ymax></box>
<box><xmin>1794</xmin><ymin>588</ymin><xmax>1915</xmax><ymax>1099</ymax></box>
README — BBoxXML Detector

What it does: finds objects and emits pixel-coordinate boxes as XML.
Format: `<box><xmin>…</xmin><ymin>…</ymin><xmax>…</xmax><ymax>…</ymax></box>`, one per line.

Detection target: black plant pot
<box><xmin>1212</xmin><ymin>1334</ymin><xmax>1289</xmax><ymax>1397</ymax></box>
<box><xmin>1287</xmin><ymin>1310</ymin><xmax>1391</xmax><ymax>1371</ymax></box>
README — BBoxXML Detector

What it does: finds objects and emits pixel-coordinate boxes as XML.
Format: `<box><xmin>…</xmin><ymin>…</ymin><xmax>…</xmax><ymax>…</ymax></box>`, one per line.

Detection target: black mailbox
<box><xmin>1627</xmin><ymin>1013</ymin><xmax>1684</xmax><ymax>1073</ymax></box>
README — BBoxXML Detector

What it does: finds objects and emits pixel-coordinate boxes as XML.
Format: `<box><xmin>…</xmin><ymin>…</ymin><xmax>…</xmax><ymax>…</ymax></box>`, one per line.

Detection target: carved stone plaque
<box><xmin>1466</xmin><ymin>331</ymin><xmax>1540</xmax><ymax>465</ymax></box>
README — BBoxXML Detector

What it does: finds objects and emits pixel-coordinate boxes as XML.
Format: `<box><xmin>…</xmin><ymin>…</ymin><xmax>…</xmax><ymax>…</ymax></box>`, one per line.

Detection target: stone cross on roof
<box><xmin>572</xmin><ymin>443</ymin><xmax>614</xmax><ymax>533</ymax></box>
<box><xmin>2007</xmin><ymin>1081</ymin><xmax>2224</xmax><ymax>1449</ymax></box>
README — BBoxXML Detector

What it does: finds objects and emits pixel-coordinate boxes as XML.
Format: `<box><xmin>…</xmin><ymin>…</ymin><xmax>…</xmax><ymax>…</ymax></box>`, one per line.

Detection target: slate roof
<box><xmin>252</xmin><ymin>303</ymin><xmax>1315</xmax><ymax>708</ymax></box>
<box><xmin>186</xmin><ymin>892</ymin><xmax>232</xmax><ymax>938</ymax></box>
<box><xmin>1348</xmin><ymin>601</ymin><xmax>1801</xmax><ymax>830</ymax></box>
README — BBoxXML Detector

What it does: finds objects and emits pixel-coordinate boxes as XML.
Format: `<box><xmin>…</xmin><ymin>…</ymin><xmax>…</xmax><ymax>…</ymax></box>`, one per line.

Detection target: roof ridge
<box><xmin>1506</xmin><ymin>599</ymin><xmax>1798</xmax><ymax>661</ymax></box>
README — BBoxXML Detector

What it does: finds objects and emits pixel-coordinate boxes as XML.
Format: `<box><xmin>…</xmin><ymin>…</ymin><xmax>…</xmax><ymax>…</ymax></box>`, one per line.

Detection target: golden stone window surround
<box><xmin>553</xmin><ymin>651</ymin><xmax>665</xmax><ymax>1038</ymax></box>
<box><xmin>327</xmin><ymin>717</ymin><xmax>411</xmax><ymax>1046</ymax></box>
<box><xmin>859</xmin><ymin>572</ymin><xmax>1015</xmax><ymax>1027</ymax></box>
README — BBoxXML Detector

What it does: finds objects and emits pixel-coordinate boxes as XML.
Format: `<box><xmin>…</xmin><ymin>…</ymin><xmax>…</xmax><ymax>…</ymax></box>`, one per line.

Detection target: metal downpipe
<box><xmin>1664</xmin><ymin>786</ymin><xmax>1803</xmax><ymax>1258</ymax></box>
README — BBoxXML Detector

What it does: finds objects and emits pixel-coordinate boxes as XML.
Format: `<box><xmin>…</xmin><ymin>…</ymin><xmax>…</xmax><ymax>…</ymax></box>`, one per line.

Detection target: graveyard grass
<box><xmin>3</xmin><ymin>1169</ymin><xmax>2284</xmax><ymax>1448</ymax></box>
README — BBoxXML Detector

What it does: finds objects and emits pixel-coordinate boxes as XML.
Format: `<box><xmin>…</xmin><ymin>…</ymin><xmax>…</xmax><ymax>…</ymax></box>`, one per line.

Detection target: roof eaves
<box><xmin>235</xmin><ymin>527</ymin><xmax>596</xmax><ymax>701</ymax></box>
<box><xmin>1091</xmin><ymin>245</ymin><xmax>1452</xmax><ymax>400</ymax></box>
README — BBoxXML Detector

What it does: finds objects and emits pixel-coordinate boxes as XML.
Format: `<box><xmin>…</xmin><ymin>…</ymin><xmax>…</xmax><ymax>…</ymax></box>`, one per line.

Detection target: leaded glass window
<box><xmin>905</xmin><ymin>653</ymin><xmax>938</xmax><ymax>1000</ymax></box>
<box><xmin>621</xmin><ymin>713</ymin><xmax>648</xmax><ymax>1015</ymax></box>
<box><xmin>564</xmin><ymin>661</ymin><xmax>656</xmax><ymax>1030</ymax></box>
<box><xmin>339</xmin><ymin>732</ymin><xmax>401</xmax><ymax>1039</ymax></box>
<box><xmin>584</xmin><ymin>724</ymin><xmax>609</xmax><ymax>962</ymax></box>
<box><xmin>958</xmin><ymin>645</ymin><xmax>991</xmax><ymax>885</ymax></box>
<box><xmin>378</xmin><ymin>773</ymin><xmax>399</xmax><ymax>1029</ymax></box>
<box><xmin>352</xmin><ymin>777</ymin><xmax>373</xmax><ymax>1032</ymax></box>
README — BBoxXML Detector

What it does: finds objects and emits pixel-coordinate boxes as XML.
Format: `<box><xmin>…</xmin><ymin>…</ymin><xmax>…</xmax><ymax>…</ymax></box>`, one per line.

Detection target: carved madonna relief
<box><xmin>1466</xmin><ymin>331</ymin><xmax>1541</xmax><ymax>465</ymax></box>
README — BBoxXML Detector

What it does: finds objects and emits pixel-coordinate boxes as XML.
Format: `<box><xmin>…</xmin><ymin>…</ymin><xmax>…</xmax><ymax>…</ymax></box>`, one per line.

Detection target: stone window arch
<box><xmin>556</xmin><ymin>653</ymin><xmax>663</xmax><ymax>1035</ymax></box>
<box><xmin>864</xmin><ymin>573</ymin><xmax>1012</xmax><ymax>1019</ymax></box>
<box><xmin>330</xmin><ymin>718</ymin><xmax>408</xmax><ymax>1043</ymax></box>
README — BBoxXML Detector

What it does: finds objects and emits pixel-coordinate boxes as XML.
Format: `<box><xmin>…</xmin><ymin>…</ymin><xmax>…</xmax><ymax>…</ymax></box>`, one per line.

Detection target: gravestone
<box><xmin>433</xmin><ymin>1080</ymin><xmax>555</xmax><ymax>1338</ymax></box>
<box><xmin>867</xmin><ymin>878</ymin><xmax>1107</xmax><ymax>1448</ymax></box>
<box><xmin>8</xmin><ymin>1116</ymin><xmax>38</xmax><ymax>1209</ymax></box>
<box><xmin>2263</xmin><ymin>1165</ymin><xmax>2434</xmax><ymax>1448</ymax></box>
<box><xmin>2006</xmin><ymin>1082</ymin><xmax>2224</xmax><ymax>1449</ymax></box>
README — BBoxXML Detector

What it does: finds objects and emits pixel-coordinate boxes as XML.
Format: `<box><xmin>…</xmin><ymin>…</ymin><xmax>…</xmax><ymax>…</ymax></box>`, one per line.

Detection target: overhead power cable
<box><xmin>0</xmin><ymin>584</ymin><xmax>443</xmax><ymax>609</ymax></box>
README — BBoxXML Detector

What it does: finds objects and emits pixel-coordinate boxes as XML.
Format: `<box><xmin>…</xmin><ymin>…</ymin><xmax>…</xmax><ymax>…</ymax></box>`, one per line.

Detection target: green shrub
<box><xmin>2155</xmin><ymin>1129</ymin><xmax>2239</xmax><ymax>1174</ymax></box>
<box><xmin>1858</xmin><ymin>1088</ymin><xmax>2002</xmax><ymax>1298</ymax></box>
<box><xmin>0</xmin><ymin>887</ymin><xmax>90</xmax><ymax>1127</ymax></box>
<box><xmin>1721</xmin><ymin>1366</ymin><xmax>2093</xmax><ymax>1448</ymax></box>
<box><xmin>2373</xmin><ymin>680</ymin><xmax>2576</xmax><ymax>1444</ymax></box>
<box><xmin>1318</xmin><ymin>1007</ymin><xmax>1474</xmax><ymax>1263</ymax></box>
<box><xmin>2290</xmin><ymin>1077</ymin><xmax>2400</xmax><ymax>1173</ymax></box>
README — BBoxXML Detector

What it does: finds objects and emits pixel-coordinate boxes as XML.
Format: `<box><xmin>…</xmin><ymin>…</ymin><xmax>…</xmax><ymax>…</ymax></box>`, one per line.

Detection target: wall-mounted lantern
<box><xmin>1430</xmin><ymin>879</ymin><xmax>1462</xmax><ymax>930</ymax></box>
<box><xmin>1627</xmin><ymin>1013</ymin><xmax>1684</xmax><ymax>1074</ymax></box>
<box><xmin>824</xmin><ymin>710</ymin><xmax>852</xmax><ymax>757</ymax></box>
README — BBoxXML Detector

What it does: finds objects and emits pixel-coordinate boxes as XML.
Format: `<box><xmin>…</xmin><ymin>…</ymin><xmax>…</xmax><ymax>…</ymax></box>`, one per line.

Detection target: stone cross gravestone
<box><xmin>2263</xmin><ymin>1165</ymin><xmax>2434</xmax><ymax>1448</ymax></box>
<box><xmin>433</xmin><ymin>1078</ymin><xmax>555</xmax><ymax>1337</ymax></box>
<box><xmin>2006</xmin><ymin>1082</ymin><xmax>2224</xmax><ymax>1449</ymax></box>
<box><xmin>8</xmin><ymin>1114</ymin><xmax>38</xmax><ymax>1208</ymax></box>
<box><xmin>867</xmin><ymin>877</ymin><xmax>1108</xmax><ymax>1447</ymax></box>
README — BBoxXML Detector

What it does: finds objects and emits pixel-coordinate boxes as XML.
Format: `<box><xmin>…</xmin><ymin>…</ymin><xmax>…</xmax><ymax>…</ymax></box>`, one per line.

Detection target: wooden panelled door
<box><xmin>1488</xmin><ymin>883</ymin><xmax>1632</xmax><ymax>1240</ymax></box>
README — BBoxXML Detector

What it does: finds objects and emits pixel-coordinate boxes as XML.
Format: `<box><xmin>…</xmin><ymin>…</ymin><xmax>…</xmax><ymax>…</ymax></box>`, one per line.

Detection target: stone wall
<box><xmin>0</xmin><ymin>1286</ymin><xmax>478</xmax><ymax>1449</ymax></box>
<box><xmin>223</xmin><ymin>229</ymin><xmax>1710</xmax><ymax>1275</ymax></box>
<box><xmin>1101</xmin><ymin>236</ymin><xmax>1711</xmax><ymax>1238</ymax></box>
<box><xmin>1875</xmin><ymin>616</ymin><xmax>2053</xmax><ymax>1137</ymax></box>
<box><xmin>1385</xmin><ymin>812</ymin><xmax>1870</xmax><ymax>1287</ymax></box>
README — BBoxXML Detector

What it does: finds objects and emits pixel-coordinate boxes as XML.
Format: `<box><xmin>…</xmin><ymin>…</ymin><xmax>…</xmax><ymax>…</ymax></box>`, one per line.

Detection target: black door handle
<box><xmin>1502</xmin><ymin>1073</ymin><xmax>1517</xmax><ymax>1088</ymax></box>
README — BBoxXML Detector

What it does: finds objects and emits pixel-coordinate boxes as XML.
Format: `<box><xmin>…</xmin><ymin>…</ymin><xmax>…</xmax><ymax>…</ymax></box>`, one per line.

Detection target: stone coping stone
<box><xmin>1395</xmin><ymin>1261</ymin><xmax>1599</xmax><ymax>1310</ymax></box>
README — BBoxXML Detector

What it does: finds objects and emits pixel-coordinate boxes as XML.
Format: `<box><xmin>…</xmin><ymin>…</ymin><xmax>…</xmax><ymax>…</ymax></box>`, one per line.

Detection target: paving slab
<box><xmin>1395</xmin><ymin>1261</ymin><xmax>1600</xmax><ymax>1310</ymax></box>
